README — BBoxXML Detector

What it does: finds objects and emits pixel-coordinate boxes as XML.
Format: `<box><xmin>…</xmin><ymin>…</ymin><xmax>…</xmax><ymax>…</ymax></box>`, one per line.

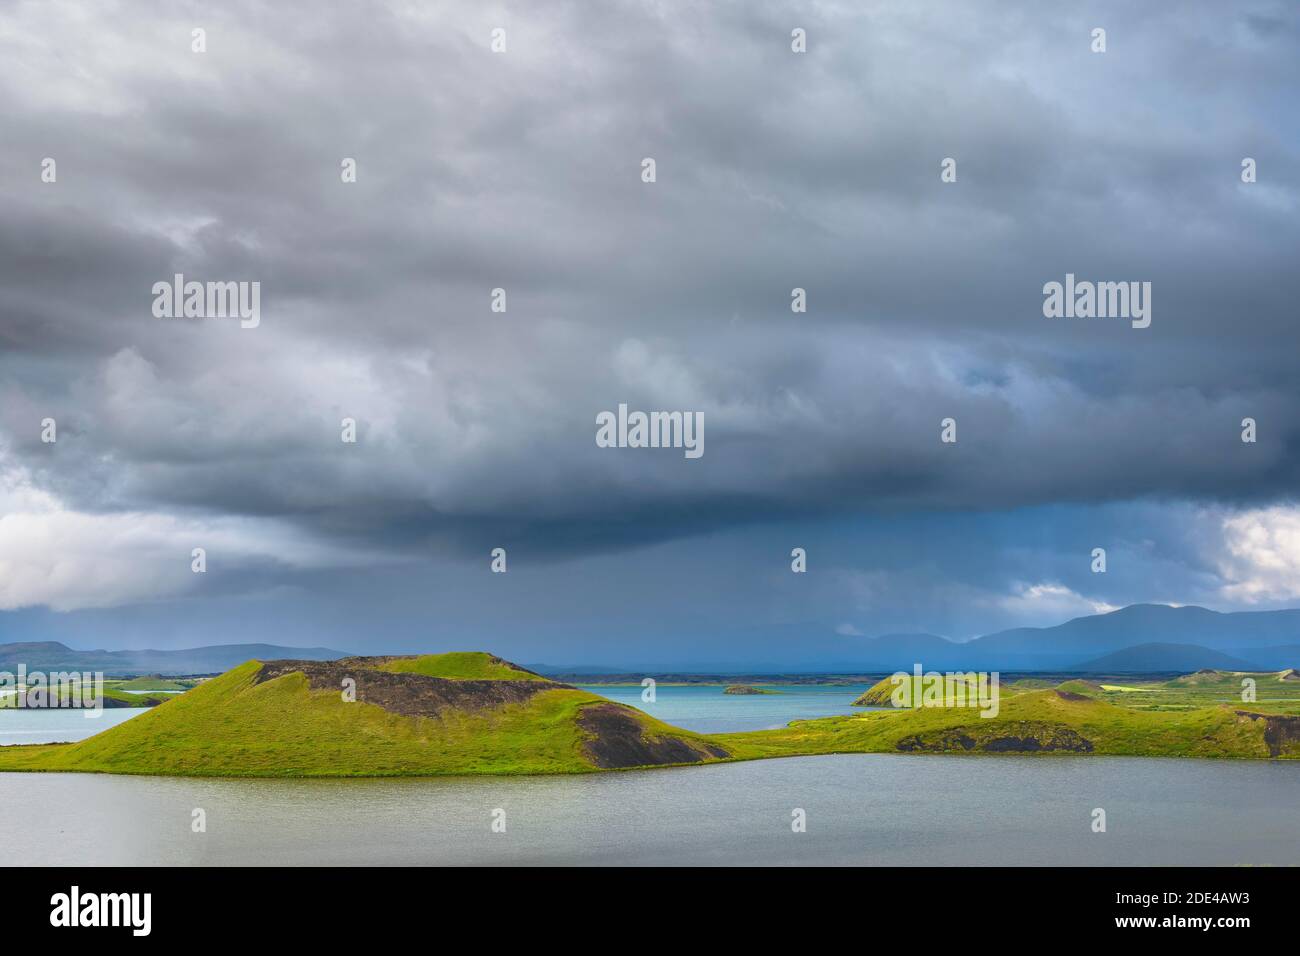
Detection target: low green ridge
<box><xmin>114</xmin><ymin>675</ymin><xmax>192</xmax><ymax>691</ymax></box>
<box><xmin>1</xmin><ymin>685</ymin><xmax>173</xmax><ymax>709</ymax></box>
<box><xmin>718</xmin><ymin>687</ymin><xmax>1295</xmax><ymax>761</ymax></box>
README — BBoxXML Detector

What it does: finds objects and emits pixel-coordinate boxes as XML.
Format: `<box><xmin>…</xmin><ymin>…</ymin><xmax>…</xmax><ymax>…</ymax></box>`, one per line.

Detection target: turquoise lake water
<box><xmin>575</xmin><ymin>683</ymin><xmax>876</xmax><ymax>732</ymax></box>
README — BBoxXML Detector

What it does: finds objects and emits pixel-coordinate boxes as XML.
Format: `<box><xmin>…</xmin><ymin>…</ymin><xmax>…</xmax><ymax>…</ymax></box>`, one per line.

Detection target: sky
<box><xmin>1</xmin><ymin>1</ymin><xmax>1298</xmax><ymax>668</ymax></box>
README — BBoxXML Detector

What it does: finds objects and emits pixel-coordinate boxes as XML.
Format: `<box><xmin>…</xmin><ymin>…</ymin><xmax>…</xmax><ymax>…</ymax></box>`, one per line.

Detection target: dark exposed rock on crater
<box><xmin>1235</xmin><ymin>711</ymin><xmax>1300</xmax><ymax>757</ymax></box>
<box><xmin>335</xmin><ymin>654</ymin><xmax>548</xmax><ymax>680</ymax></box>
<box><xmin>895</xmin><ymin>722</ymin><xmax>1094</xmax><ymax>753</ymax></box>
<box><xmin>577</xmin><ymin>702</ymin><xmax>730</xmax><ymax>769</ymax></box>
<box><xmin>253</xmin><ymin>659</ymin><xmax>566</xmax><ymax>719</ymax></box>
<box><xmin>1054</xmin><ymin>690</ymin><xmax>1093</xmax><ymax>702</ymax></box>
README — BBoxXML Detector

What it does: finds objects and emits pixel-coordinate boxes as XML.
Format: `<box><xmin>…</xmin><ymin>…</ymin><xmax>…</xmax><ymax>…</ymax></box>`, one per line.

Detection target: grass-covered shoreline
<box><xmin>0</xmin><ymin>655</ymin><xmax>1297</xmax><ymax>777</ymax></box>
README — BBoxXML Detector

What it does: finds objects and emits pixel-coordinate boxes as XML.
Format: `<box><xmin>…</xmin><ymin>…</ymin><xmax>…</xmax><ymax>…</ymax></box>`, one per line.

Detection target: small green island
<box><xmin>723</xmin><ymin>684</ymin><xmax>775</xmax><ymax>695</ymax></box>
<box><xmin>0</xmin><ymin>652</ymin><xmax>1297</xmax><ymax>777</ymax></box>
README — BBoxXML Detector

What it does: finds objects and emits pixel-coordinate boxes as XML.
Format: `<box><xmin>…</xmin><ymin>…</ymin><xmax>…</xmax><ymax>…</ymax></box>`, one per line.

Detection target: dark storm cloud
<box><xmin>1</xmin><ymin>0</ymin><xmax>1298</xmax><ymax>574</ymax></box>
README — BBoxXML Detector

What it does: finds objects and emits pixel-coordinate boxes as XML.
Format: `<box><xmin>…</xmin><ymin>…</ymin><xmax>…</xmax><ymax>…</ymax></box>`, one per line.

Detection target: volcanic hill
<box><xmin>0</xmin><ymin>652</ymin><xmax>728</xmax><ymax>776</ymax></box>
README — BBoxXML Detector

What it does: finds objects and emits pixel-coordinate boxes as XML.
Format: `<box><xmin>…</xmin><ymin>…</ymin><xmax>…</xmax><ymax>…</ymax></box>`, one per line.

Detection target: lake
<box><xmin>2</xmin><ymin>755</ymin><xmax>1298</xmax><ymax>865</ymax></box>
<box><xmin>2</xmin><ymin>686</ymin><xmax>1298</xmax><ymax>866</ymax></box>
<box><xmin>0</xmin><ymin>707</ymin><xmax>149</xmax><ymax>745</ymax></box>
<box><xmin>574</xmin><ymin>682</ymin><xmax>877</xmax><ymax>732</ymax></box>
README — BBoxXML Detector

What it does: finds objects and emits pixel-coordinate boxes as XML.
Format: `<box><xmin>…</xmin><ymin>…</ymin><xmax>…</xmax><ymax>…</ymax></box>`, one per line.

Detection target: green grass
<box><xmin>861</xmin><ymin>670</ymin><xmax>1300</xmax><ymax>716</ymax></box>
<box><xmin>852</xmin><ymin>672</ymin><xmax>1003</xmax><ymax>707</ymax></box>
<box><xmin>0</xmin><ymin>660</ymin><xmax>715</xmax><ymax>777</ymax></box>
<box><xmin>98</xmin><ymin>688</ymin><xmax>173</xmax><ymax>707</ymax></box>
<box><xmin>718</xmin><ymin>687</ymin><xmax>1290</xmax><ymax>761</ymax></box>
<box><xmin>374</xmin><ymin>652</ymin><xmax>549</xmax><ymax>682</ymax></box>
<box><xmin>1062</xmin><ymin>671</ymin><xmax>1300</xmax><ymax>715</ymax></box>
<box><xmin>114</xmin><ymin>676</ymin><xmax>193</xmax><ymax>692</ymax></box>
<box><xmin>1</xmin><ymin>659</ymin><xmax>1297</xmax><ymax>777</ymax></box>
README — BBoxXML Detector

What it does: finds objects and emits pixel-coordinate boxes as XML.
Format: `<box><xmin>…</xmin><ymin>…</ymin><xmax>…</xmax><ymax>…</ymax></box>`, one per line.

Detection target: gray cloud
<box><xmin>1</xmin><ymin>0</ymin><xmax>1298</xmax><ymax>631</ymax></box>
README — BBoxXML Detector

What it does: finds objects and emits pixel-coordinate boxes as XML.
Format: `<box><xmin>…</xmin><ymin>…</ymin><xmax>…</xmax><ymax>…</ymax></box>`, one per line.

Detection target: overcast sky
<box><xmin>1</xmin><ymin>1</ymin><xmax>1298</xmax><ymax>667</ymax></box>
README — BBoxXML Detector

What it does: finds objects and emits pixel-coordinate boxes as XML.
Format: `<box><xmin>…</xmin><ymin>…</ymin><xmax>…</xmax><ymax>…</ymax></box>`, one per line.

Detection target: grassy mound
<box><xmin>720</xmin><ymin>688</ymin><xmax>1294</xmax><ymax>760</ymax></box>
<box><xmin>852</xmin><ymin>675</ymin><xmax>899</xmax><ymax>706</ymax></box>
<box><xmin>1055</xmin><ymin>679</ymin><xmax>1104</xmax><ymax>697</ymax></box>
<box><xmin>852</xmin><ymin>672</ymin><xmax>1001</xmax><ymax>707</ymax></box>
<box><xmin>1165</xmin><ymin>669</ymin><xmax>1233</xmax><ymax>687</ymax></box>
<box><xmin>0</xmin><ymin>656</ymin><xmax>727</xmax><ymax>777</ymax></box>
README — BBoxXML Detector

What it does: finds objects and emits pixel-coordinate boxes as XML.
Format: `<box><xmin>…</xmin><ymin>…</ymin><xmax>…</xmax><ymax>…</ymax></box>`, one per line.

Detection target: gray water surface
<box><xmin>4</xmin><ymin>755</ymin><xmax>1297</xmax><ymax>866</ymax></box>
<box><xmin>0</xmin><ymin>707</ymin><xmax>148</xmax><ymax>744</ymax></box>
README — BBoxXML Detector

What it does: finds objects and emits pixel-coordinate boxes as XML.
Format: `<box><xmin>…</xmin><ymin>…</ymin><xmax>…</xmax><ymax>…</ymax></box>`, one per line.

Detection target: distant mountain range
<box><xmin>2</xmin><ymin>604</ymin><xmax>1298</xmax><ymax>676</ymax></box>
<box><xmin>845</xmin><ymin>604</ymin><xmax>1300</xmax><ymax>672</ymax></box>
<box><xmin>0</xmin><ymin>641</ymin><xmax>348</xmax><ymax>676</ymax></box>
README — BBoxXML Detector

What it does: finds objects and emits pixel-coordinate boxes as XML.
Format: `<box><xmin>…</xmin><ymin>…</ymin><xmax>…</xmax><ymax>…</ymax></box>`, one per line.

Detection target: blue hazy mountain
<box><xmin>1071</xmin><ymin>643</ymin><xmax>1253</xmax><ymax>673</ymax></box>
<box><xmin>848</xmin><ymin>604</ymin><xmax>1300</xmax><ymax>671</ymax></box>
<box><xmin>0</xmin><ymin>641</ymin><xmax>348</xmax><ymax>676</ymax></box>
